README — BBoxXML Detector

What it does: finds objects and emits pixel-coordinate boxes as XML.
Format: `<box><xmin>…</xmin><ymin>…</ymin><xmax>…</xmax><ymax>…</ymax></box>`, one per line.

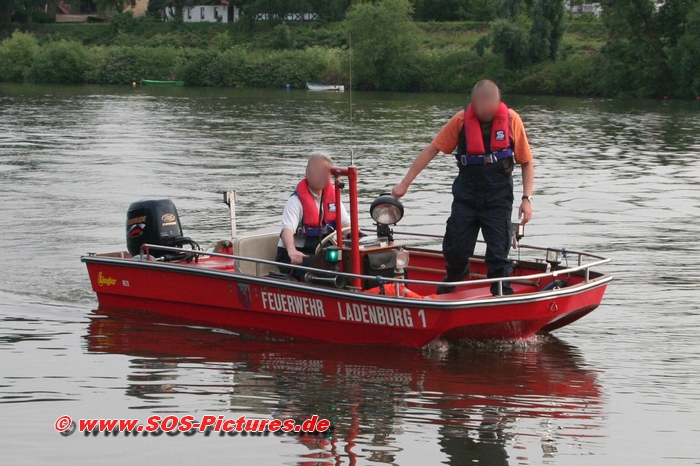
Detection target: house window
<box><xmin>187</xmin><ymin>7</ymin><xmax>191</xmax><ymax>20</ymax></box>
<box><xmin>201</xmin><ymin>7</ymin><xmax>205</xmax><ymax>20</ymax></box>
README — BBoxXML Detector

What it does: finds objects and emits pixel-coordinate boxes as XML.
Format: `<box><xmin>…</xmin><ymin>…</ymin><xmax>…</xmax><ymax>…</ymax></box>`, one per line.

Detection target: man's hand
<box><xmin>518</xmin><ymin>200</ymin><xmax>532</xmax><ymax>225</ymax></box>
<box><xmin>391</xmin><ymin>181</ymin><xmax>409</xmax><ymax>199</ymax></box>
<box><xmin>287</xmin><ymin>248</ymin><xmax>309</xmax><ymax>265</ymax></box>
<box><xmin>390</xmin><ymin>144</ymin><xmax>440</xmax><ymax>199</ymax></box>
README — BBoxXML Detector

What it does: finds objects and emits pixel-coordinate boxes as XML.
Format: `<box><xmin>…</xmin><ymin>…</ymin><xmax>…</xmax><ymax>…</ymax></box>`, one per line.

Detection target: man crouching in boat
<box><xmin>391</xmin><ymin>80</ymin><xmax>534</xmax><ymax>296</ymax></box>
<box><xmin>276</xmin><ymin>152</ymin><xmax>351</xmax><ymax>280</ymax></box>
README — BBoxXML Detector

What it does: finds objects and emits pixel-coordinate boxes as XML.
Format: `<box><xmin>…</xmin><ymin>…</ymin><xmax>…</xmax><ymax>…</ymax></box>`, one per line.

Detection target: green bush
<box><xmin>512</xmin><ymin>56</ymin><xmax>596</xmax><ymax>95</ymax></box>
<box><xmin>94</xmin><ymin>46</ymin><xmax>179</xmax><ymax>84</ymax></box>
<box><xmin>422</xmin><ymin>46</ymin><xmax>505</xmax><ymax>93</ymax></box>
<box><xmin>244</xmin><ymin>47</ymin><xmax>342</xmax><ymax>89</ymax></box>
<box><xmin>26</xmin><ymin>40</ymin><xmax>91</xmax><ymax>84</ymax></box>
<box><xmin>177</xmin><ymin>48</ymin><xmax>247</xmax><ymax>87</ymax></box>
<box><xmin>0</xmin><ymin>31</ymin><xmax>39</xmax><ymax>82</ymax></box>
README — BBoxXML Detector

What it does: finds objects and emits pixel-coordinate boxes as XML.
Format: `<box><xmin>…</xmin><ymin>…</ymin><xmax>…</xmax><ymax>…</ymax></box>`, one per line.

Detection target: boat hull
<box><xmin>141</xmin><ymin>79</ymin><xmax>185</xmax><ymax>86</ymax></box>
<box><xmin>84</xmin><ymin>256</ymin><xmax>610</xmax><ymax>347</ymax></box>
<box><xmin>306</xmin><ymin>82</ymin><xmax>345</xmax><ymax>92</ymax></box>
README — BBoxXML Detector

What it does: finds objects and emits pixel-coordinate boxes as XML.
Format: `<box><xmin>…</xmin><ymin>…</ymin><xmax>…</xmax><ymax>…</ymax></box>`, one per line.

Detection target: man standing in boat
<box><xmin>391</xmin><ymin>80</ymin><xmax>534</xmax><ymax>296</ymax></box>
<box><xmin>276</xmin><ymin>152</ymin><xmax>351</xmax><ymax>280</ymax></box>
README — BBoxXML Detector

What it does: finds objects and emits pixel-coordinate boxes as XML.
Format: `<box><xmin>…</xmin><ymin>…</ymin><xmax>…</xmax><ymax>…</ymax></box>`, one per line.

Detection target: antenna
<box><xmin>349</xmin><ymin>32</ymin><xmax>354</xmax><ymax>166</ymax></box>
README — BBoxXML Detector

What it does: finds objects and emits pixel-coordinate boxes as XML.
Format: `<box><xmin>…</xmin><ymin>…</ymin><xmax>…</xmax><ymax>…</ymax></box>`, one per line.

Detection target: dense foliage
<box><xmin>1</xmin><ymin>0</ymin><xmax>699</xmax><ymax>98</ymax></box>
<box><xmin>345</xmin><ymin>0</ymin><xmax>423</xmax><ymax>91</ymax></box>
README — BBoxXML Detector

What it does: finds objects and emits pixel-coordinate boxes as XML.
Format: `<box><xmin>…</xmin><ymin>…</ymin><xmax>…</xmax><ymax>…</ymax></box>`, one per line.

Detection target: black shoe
<box><xmin>436</xmin><ymin>283</ymin><xmax>456</xmax><ymax>295</ymax></box>
<box><xmin>437</xmin><ymin>273</ymin><xmax>466</xmax><ymax>295</ymax></box>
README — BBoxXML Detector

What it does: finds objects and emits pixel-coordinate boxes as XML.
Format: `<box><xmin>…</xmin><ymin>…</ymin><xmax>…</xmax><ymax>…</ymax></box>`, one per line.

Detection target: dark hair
<box><xmin>471</xmin><ymin>79</ymin><xmax>501</xmax><ymax>100</ymax></box>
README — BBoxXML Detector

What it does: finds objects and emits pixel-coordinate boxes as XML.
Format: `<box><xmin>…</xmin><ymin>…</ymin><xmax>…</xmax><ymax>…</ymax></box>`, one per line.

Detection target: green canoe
<box><xmin>141</xmin><ymin>79</ymin><xmax>185</xmax><ymax>87</ymax></box>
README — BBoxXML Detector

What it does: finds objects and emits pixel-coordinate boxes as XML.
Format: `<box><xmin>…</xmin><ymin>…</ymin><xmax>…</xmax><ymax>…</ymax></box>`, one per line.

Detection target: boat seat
<box><xmin>233</xmin><ymin>232</ymin><xmax>280</xmax><ymax>276</ymax></box>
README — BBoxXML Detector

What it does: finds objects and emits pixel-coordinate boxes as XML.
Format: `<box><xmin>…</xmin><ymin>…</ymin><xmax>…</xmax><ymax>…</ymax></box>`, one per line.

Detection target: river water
<box><xmin>1</xmin><ymin>84</ymin><xmax>699</xmax><ymax>465</ymax></box>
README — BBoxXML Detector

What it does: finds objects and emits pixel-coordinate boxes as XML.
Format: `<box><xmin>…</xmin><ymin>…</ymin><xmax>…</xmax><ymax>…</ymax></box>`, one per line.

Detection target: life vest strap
<box><xmin>459</xmin><ymin>148</ymin><xmax>514</xmax><ymax>166</ymax></box>
<box><xmin>297</xmin><ymin>222</ymin><xmax>336</xmax><ymax>238</ymax></box>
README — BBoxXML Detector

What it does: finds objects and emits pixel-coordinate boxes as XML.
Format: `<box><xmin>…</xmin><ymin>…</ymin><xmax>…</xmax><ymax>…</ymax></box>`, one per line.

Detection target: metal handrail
<box><xmin>137</xmin><ymin>240</ymin><xmax>610</xmax><ymax>296</ymax></box>
<box><xmin>392</xmin><ymin>230</ymin><xmax>609</xmax><ymax>260</ymax></box>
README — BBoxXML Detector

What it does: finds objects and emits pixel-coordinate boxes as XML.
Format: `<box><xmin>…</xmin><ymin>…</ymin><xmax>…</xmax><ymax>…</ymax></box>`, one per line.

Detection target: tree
<box><xmin>413</xmin><ymin>0</ymin><xmax>494</xmax><ymax>21</ymax></box>
<box><xmin>0</xmin><ymin>0</ymin><xmax>46</xmax><ymax>23</ymax></box>
<box><xmin>0</xmin><ymin>0</ymin><xmax>17</xmax><ymax>24</ymax></box>
<box><xmin>270</xmin><ymin>22</ymin><xmax>295</xmax><ymax>48</ymax></box>
<box><xmin>308</xmin><ymin>0</ymin><xmax>350</xmax><ymax>22</ymax></box>
<box><xmin>670</xmin><ymin>3</ymin><xmax>700</xmax><ymax>97</ymax></box>
<box><xmin>489</xmin><ymin>18</ymin><xmax>529</xmax><ymax>68</ymax></box>
<box><xmin>528</xmin><ymin>0</ymin><xmax>566</xmax><ymax>62</ymax></box>
<box><xmin>345</xmin><ymin>0</ymin><xmax>423</xmax><ymax>90</ymax></box>
<box><xmin>490</xmin><ymin>0</ymin><xmax>520</xmax><ymax>20</ymax></box>
<box><xmin>596</xmin><ymin>0</ymin><xmax>697</xmax><ymax>97</ymax></box>
<box><xmin>94</xmin><ymin>0</ymin><xmax>136</xmax><ymax>14</ymax></box>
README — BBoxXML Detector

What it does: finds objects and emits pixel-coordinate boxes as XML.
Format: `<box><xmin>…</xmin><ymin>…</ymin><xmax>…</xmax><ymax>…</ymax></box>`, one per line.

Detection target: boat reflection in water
<box><xmin>85</xmin><ymin>306</ymin><xmax>604</xmax><ymax>465</ymax></box>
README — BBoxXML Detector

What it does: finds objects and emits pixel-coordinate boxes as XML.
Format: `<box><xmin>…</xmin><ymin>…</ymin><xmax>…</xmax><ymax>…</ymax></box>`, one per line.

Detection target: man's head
<box><xmin>305</xmin><ymin>152</ymin><xmax>333</xmax><ymax>192</ymax></box>
<box><xmin>470</xmin><ymin>79</ymin><xmax>501</xmax><ymax>122</ymax></box>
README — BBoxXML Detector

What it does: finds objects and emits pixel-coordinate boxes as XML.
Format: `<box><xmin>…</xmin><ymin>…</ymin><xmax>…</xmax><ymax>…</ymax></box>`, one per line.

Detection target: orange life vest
<box><xmin>457</xmin><ymin>102</ymin><xmax>514</xmax><ymax>165</ymax></box>
<box><xmin>294</xmin><ymin>179</ymin><xmax>337</xmax><ymax>238</ymax></box>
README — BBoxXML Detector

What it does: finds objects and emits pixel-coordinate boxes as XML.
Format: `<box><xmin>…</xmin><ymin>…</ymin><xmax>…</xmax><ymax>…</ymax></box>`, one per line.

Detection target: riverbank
<box><xmin>0</xmin><ymin>17</ymin><xmax>630</xmax><ymax>97</ymax></box>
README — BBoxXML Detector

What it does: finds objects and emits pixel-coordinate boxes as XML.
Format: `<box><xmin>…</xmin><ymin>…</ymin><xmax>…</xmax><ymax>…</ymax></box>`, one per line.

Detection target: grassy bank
<box><xmin>0</xmin><ymin>16</ymin><xmax>607</xmax><ymax>95</ymax></box>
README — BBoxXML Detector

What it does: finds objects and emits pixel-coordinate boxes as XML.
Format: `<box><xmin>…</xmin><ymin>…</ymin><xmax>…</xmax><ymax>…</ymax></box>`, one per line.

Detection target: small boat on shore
<box><xmin>141</xmin><ymin>79</ymin><xmax>185</xmax><ymax>87</ymax></box>
<box><xmin>82</xmin><ymin>166</ymin><xmax>611</xmax><ymax>348</ymax></box>
<box><xmin>307</xmin><ymin>82</ymin><xmax>345</xmax><ymax>92</ymax></box>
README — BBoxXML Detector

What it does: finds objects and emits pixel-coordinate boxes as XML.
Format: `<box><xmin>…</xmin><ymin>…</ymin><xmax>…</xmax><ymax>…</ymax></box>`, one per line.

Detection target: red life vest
<box><xmin>463</xmin><ymin>102</ymin><xmax>511</xmax><ymax>155</ymax></box>
<box><xmin>294</xmin><ymin>178</ymin><xmax>337</xmax><ymax>237</ymax></box>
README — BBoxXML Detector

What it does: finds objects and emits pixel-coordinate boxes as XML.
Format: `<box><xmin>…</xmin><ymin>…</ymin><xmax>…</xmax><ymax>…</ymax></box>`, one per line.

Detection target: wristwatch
<box><xmin>522</xmin><ymin>196</ymin><xmax>533</xmax><ymax>203</ymax></box>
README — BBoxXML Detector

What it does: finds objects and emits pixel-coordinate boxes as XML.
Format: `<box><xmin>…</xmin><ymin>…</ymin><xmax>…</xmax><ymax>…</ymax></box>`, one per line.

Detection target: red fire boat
<box><xmin>83</xmin><ymin>165</ymin><xmax>611</xmax><ymax>348</ymax></box>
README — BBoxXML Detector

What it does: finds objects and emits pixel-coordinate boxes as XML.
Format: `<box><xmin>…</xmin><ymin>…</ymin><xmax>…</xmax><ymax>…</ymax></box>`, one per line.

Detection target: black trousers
<box><xmin>442</xmin><ymin>163</ymin><xmax>514</xmax><ymax>295</ymax></box>
<box><xmin>275</xmin><ymin>240</ymin><xmax>319</xmax><ymax>281</ymax></box>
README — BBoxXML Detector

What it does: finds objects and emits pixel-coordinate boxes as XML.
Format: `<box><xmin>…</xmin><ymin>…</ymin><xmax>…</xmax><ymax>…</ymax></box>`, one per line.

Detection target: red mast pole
<box><xmin>333</xmin><ymin>176</ymin><xmax>344</xmax><ymax>254</ymax></box>
<box><xmin>347</xmin><ymin>166</ymin><xmax>361</xmax><ymax>289</ymax></box>
<box><xmin>331</xmin><ymin>166</ymin><xmax>362</xmax><ymax>289</ymax></box>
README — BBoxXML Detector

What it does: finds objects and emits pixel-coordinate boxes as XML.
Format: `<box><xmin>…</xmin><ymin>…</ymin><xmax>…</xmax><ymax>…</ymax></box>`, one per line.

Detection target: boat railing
<box><xmin>137</xmin><ymin>240</ymin><xmax>611</xmax><ymax>298</ymax></box>
<box><xmin>392</xmin><ymin>230</ymin><xmax>609</xmax><ymax>262</ymax></box>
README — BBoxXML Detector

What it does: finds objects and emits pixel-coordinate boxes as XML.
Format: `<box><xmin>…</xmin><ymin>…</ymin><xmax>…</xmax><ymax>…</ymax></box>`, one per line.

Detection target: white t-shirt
<box><xmin>278</xmin><ymin>186</ymin><xmax>351</xmax><ymax>249</ymax></box>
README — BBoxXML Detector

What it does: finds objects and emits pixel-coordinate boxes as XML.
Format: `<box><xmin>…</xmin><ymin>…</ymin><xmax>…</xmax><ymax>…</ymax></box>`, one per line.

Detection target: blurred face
<box><xmin>471</xmin><ymin>91</ymin><xmax>500</xmax><ymax>122</ymax></box>
<box><xmin>306</xmin><ymin>158</ymin><xmax>331</xmax><ymax>192</ymax></box>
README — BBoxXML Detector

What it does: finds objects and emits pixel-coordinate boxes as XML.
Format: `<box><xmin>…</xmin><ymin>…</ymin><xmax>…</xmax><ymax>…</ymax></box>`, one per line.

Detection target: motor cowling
<box><xmin>126</xmin><ymin>199</ymin><xmax>185</xmax><ymax>257</ymax></box>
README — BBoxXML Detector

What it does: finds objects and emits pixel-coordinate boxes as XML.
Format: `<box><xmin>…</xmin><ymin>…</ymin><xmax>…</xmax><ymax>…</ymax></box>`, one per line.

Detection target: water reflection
<box><xmin>85</xmin><ymin>307</ymin><xmax>604</xmax><ymax>465</ymax></box>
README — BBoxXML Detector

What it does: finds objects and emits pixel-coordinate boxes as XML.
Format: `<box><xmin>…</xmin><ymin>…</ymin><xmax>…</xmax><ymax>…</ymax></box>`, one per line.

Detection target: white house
<box><xmin>567</xmin><ymin>2</ymin><xmax>602</xmax><ymax>16</ymax></box>
<box><xmin>165</xmin><ymin>5</ymin><xmax>240</xmax><ymax>23</ymax></box>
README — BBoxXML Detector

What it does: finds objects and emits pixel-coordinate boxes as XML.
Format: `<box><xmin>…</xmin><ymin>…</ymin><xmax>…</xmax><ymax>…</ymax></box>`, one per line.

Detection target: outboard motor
<box><xmin>126</xmin><ymin>199</ymin><xmax>197</xmax><ymax>259</ymax></box>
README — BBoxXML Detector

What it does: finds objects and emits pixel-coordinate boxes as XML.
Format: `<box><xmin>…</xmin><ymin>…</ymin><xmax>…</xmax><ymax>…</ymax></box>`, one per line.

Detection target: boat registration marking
<box><xmin>337</xmin><ymin>303</ymin><xmax>419</xmax><ymax>328</ymax></box>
